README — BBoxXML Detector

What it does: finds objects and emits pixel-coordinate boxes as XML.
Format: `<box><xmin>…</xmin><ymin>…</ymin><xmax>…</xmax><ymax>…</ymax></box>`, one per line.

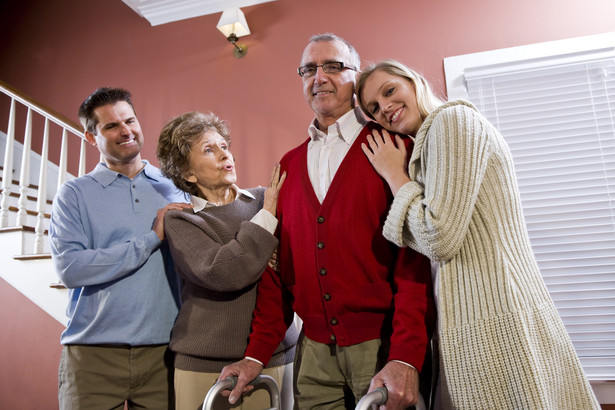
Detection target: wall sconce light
<box><xmin>217</xmin><ymin>7</ymin><xmax>251</xmax><ymax>59</ymax></box>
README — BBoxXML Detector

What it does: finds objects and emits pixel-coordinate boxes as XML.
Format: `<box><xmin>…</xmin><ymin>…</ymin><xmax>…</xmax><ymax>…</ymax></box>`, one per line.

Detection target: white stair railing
<box><xmin>16</xmin><ymin>108</ymin><xmax>33</xmax><ymax>227</ymax></box>
<box><xmin>57</xmin><ymin>129</ymin><xmax>68</xmax><ymax>194</ymax></box>
<box><xmin>34</xmin><ymin>119</ymin><xmax>50</xmax><ymax>254</ymax></box>
<box><xmin>1</xmin><ymin>80</ymin><xmax>86</xmax><ymax>254</ymax></box>
<box><xmin>1</xmin><ymin>99</ymin><xmax>16</xmax><ymax>228</ymax></box>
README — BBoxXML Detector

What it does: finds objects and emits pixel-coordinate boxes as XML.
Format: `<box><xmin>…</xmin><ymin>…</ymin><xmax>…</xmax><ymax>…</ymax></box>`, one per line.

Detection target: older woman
<box><xmin>356</xmin><ymin>60</ymin><xmax>599</xmax><ymax>409</ymax></box>
<box><xmin>156</xmin><ymin>111</ymin><xmax>299</xmax><ymax>410</ymax></box>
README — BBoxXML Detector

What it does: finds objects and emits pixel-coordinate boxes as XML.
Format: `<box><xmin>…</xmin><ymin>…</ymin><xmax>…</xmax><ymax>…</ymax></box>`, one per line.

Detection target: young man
<box><xmin>50</xmin><ymin>87</ymin><xmax>190</xmax><ymax>409</ymax></box>
<box><xmin>220</xmin><ymin>34</ymin><xmax>435</xmax><ymax>409</ymax></box>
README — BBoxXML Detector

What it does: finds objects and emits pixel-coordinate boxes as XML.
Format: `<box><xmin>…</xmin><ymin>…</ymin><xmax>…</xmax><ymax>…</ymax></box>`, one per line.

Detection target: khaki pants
<box><xmin>294</xmin><ymin>335</ymin><xmax>384</xmax><ymax>410</ymax></box>
<box><xmin>58</xmin><ymin>344</ymin><xmax>173</xmax><ymax>410</ymax></box>
<box><xmin>175</xmin><ymin>363</ymin><xmax>293</xmax><ymax>410</ymax></box>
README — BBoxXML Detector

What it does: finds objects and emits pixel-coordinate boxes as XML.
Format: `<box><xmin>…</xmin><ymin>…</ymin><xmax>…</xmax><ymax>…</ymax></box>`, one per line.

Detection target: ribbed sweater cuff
<box><xmin>383</xmin><ymin>181</ymin><xmax>417</xmax><ymax>247</ymax></box>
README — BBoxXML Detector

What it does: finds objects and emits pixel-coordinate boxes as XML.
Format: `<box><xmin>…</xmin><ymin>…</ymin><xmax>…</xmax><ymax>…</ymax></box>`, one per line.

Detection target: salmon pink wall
<box><xmin>0</xmin><ymin>279</ymin><xmax>63</xmax><ymax>409</ymax></box>
<box><xmin>1</xmin><ymin>0</ymin><xmax>614</xmax><ymax>187</ymax></box>
<box><xmin>1</xmin><ymin>0</ymin><xmax>614</xmax><ymax>408</ymax></box>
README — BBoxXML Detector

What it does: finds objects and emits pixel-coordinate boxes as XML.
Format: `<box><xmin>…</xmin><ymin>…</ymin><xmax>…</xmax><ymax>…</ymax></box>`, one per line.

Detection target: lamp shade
<box><xmin>216</xmin><ymin>7</ymin><xmax>251</xmax><ymax>38</ymax></box>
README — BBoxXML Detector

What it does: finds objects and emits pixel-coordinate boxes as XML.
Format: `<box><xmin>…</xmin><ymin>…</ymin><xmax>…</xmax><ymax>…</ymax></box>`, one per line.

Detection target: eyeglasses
<box><xmin>297</xmin><ymin>61</ymin><xmax>356</xmax><ymax>77</ymax></box>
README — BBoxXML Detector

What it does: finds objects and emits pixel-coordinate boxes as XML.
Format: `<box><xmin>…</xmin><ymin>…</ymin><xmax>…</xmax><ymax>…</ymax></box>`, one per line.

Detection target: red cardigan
<box><xmin>246</xmin><ymin>122</ymin><xmax>435</xmax><ymax>370</ymax></box>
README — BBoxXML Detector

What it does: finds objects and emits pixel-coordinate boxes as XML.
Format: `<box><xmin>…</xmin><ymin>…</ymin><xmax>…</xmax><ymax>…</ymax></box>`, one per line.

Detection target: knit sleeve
<box><xmin>164</xmin><ymin>210</ymin><xmax>278</xmax><ymax>292</ymax></box>
<box><xmin>383</xmin><ymin>103</ymin><xmax>493</xmax><ymax>262</ymax></box>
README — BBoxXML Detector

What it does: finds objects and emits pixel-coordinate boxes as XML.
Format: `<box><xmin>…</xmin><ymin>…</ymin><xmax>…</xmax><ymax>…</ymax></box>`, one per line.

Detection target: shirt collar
<box><xmin>190</xmin><ymin>185</ymin><xmax>255</xmax><ymax>212</ymax></box>
<box><xmin>307</xmin><ymin>106</ymin><xmax>368</xmax><ymax>144</ymax></box>
<box><xmin>141</xmin><ymin>160</ymin><xmax>161</xmax><ymax>181</ymax></box>
<box><xmin>90</xmin><ymin>159</ymin><xmax>153</xmax><ymax>187</ymax></box>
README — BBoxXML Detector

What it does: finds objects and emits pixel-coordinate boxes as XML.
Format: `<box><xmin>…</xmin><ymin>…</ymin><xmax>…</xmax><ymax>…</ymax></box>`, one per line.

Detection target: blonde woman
<box><xmin>356</xmin><ymin>59</ymin><xmax>599</xmax><ymax>409</ymax></box>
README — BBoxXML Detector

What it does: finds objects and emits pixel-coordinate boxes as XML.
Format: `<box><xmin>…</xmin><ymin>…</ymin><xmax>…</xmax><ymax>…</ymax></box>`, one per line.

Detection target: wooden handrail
<box><xmin>0</xmin><ymin>80</ymin><xmax>83</xmax><ymax>138</ymax></box>
<box><xmin>1</xmin><ymin>79</ymin><xmax>89</xmax><ymax>253</ymax></box>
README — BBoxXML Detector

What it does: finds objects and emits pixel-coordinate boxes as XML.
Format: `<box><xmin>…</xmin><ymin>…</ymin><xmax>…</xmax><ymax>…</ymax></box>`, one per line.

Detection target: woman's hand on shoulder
<box><xmin>263</xmin><ymin>163</ymin><xmax>286</xmax><ymax>217</ymax></box>
<box><xmin>361</xmin><ymin>129</ymin><xmax>411</xmax><ymax>195</ymax></box>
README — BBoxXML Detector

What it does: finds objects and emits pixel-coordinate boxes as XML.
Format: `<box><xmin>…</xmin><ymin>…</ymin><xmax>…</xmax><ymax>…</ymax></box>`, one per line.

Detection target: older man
<box><xmin>220</xmin><ymin>34</ymin><xmax>435</xmax><ymax>409</ymax></box>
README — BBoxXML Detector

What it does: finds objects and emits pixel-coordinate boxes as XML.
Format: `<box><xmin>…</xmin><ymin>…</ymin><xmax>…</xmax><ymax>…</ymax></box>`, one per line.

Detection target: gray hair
<box><xmin>307</xmin><ymin>33</ymin><xmax>361</xmax><ymax>70</ymax></box>
<box><xmin>157</xmin><ymin>111</ymin><xmax>230</xmax><ymax>197</ymax></box>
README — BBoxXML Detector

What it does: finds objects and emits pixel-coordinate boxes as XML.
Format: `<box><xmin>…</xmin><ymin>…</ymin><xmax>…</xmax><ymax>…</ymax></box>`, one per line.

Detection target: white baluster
<box><xmin>0</xmin><ymin>99</ymin><xmax>16</xmax><ymax>228</ymax></box>
<box><xmin>57</xmin><ymin>129</ymin><xmax>68</xmax><ymax>191</ymax></box>
<box><xmin>34</xmin><ymin>119</ymin><xmax>49</xmax><ymax>254</ymax></box>
<box><xmin>17</xmin><ymin>108</ymin><xmax>33</xmax><ymax>226</ymax></box>
<box><xmin>78</xmin><ymin>137</ymin><xmax>87</xmax><ymax>177</ymax></box>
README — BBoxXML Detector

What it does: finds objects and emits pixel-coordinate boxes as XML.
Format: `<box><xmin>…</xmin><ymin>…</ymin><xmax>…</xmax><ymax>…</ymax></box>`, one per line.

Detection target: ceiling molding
<box><xmin>121</xmin><ymin>0</ymin><xmax>275</xmax><ymax>26</ymax></box>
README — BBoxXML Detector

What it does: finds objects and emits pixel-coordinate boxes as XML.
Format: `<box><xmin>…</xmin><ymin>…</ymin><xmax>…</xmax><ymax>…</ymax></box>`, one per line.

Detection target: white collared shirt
<box><xmin>307</xmin><ymin>107</ymin><xmax>368</xmax><ymax>203</ymax></box>
<box><xmin>190</xmin><ymin>185</ymin><xmax>277</xmax><ymax>234</ymax></box>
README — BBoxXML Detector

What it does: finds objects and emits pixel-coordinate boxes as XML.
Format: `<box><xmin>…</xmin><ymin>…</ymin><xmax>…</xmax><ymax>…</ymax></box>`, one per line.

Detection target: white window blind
<box><xmin>463</xmin><ymin>53</ymin><xmax>615</xmax><ymax>380</ymax></box>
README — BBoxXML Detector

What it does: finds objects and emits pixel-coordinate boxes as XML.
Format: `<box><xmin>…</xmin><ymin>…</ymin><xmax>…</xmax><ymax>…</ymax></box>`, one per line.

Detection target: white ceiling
<box><xmin>121</xmin><ymin>0</ymin><xmax>276</xmax><ymax>26</ymax></box>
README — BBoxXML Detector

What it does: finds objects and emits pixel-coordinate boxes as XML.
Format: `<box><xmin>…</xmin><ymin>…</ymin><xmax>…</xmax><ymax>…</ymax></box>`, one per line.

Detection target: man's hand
<box><xmin>218</xmin><ymin>358</ymin><xmax>264</xmax><ymax>404</ymax></box>
<box><xmin>152</xmin><ymin>202</ymin><xmax>192</xmax><ymax>240</ymax></box>
<box><xmin>369</xmin><ymin>361</ymin><xmax>420</xmax><ymax>409</ymax></box>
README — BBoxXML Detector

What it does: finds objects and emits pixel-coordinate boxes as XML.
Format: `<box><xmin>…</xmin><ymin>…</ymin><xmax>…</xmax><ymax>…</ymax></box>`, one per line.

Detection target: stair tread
<box><xmin>8</xmin><ymin>205</ymin><xmax>51</xmax><ymax>218</ymax></box>
<box><xmin>0</xmin><ymin>225</ymin><xmax>49</xmax><ymax>234</ymax></box>
<box><xmin>14</xmin><ymin>253</ymin><xmax>52</xmax><ymax>260</ymax></box>
<box><xmin>0</xmin><ymin>188</ymin><xmax>53</xmax><ymax>205</ymax></box>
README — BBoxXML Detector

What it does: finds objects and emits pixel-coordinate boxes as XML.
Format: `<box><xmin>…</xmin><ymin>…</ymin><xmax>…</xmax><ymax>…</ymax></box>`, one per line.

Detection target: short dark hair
<box><xmin>157</xmin><ymin>111</ymin><xmax>231</xmax><ymax>198</ymax></box>
<box><xmin>78</xmin><ymin>87</ymin><xmax>136</xmax><ymax>134</ymax></box>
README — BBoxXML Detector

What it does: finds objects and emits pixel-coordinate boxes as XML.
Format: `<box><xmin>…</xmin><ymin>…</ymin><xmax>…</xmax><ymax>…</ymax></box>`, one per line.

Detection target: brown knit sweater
<box><xmin>164</xmin><ymin>187</ymin><xmax>298</xmax><ymax>373</ymax></box>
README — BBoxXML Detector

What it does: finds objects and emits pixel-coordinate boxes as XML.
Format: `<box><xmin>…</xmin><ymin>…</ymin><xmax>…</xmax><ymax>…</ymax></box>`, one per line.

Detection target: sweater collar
<box><xmin>190</xmin><ymin>185</ymin><xmax>255</xmax><ymax>212</ymax></box>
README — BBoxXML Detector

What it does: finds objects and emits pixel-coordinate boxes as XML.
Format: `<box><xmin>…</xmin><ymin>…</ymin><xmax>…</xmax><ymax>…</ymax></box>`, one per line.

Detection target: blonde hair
<box><xmin>357</xmin><ymin>59</ymin><xmax>444</xmax><ymax>122</ymax></box>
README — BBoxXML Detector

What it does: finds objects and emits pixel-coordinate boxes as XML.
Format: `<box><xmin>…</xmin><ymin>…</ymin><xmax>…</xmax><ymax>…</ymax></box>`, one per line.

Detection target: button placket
<box><xmin>317</xmin><ymin>213</ymin><xmax>340</xmax><ymax>344</ymax></box>
<box><xmin>130</xmin><ymin>179</ymin><xmax>141</xmax><ymax>212</ymax></box>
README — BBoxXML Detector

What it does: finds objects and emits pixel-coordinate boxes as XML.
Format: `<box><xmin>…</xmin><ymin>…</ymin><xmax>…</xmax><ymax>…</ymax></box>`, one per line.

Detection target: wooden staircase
<box><xmin>0</xmin><ymin>165</ymin><xmax>68</xmax><ymax>324</ymax></box>
<box><xmin>0</xmin><ymin>81</ymin><xmax>86</xmax><ymax>325</ymax></box>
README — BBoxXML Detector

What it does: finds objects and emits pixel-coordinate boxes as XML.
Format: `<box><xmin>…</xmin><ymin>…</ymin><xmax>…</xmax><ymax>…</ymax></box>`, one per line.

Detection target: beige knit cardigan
<box><xmin>383</xmin><ymin>100</ymin><xmax>599</xmax><ymax>409</ymax></box>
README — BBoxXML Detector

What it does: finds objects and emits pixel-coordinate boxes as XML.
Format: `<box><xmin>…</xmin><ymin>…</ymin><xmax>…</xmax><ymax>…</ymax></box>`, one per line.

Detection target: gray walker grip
<box><xmin>355</xmin><ymin>386</ymin><xmax>426</xmax><ymax>410</ymax></box>
<box><xmin>201</xmin><ymin>374</ymin><xmax>281</xmax><ymax>410</ymax></box>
